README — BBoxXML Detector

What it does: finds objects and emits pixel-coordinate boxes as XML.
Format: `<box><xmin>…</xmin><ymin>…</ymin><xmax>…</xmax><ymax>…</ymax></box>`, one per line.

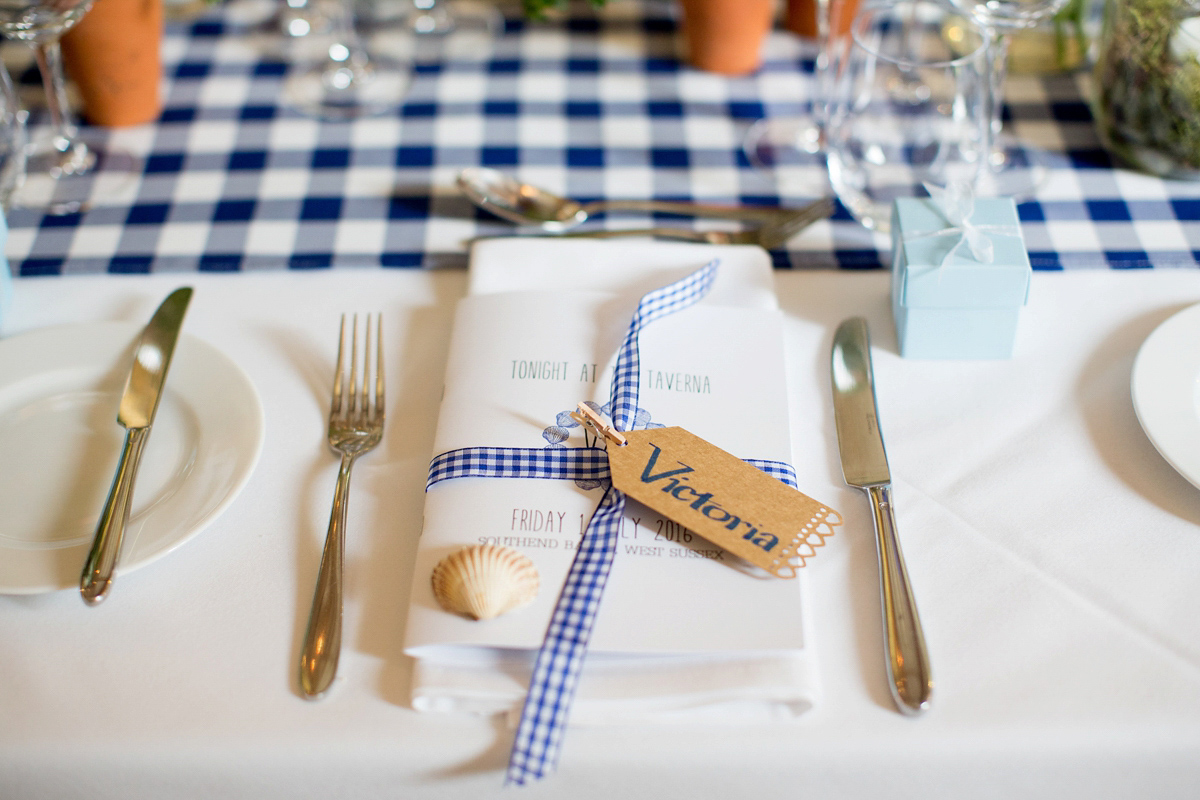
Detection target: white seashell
<box><xmin>431</xmin><ymin>544</ymin><xmax>539</xmax><ymax>620</ymax></box>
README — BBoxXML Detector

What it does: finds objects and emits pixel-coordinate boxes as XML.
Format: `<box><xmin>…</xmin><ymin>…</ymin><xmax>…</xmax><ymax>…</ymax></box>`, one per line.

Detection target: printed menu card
<box><xmin>404</xmin><ymin>240</ymin><xmax>824</xmax><ymax>723</ymax></box>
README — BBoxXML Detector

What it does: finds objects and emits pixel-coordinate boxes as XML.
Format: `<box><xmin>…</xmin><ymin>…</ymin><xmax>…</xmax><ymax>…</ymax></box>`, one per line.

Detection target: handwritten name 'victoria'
<box><xmin>642</xmin><ymin>369</ymin><xmax>711</xmax><ymax>394</ymax></box>
<box><xmin>638</xmin><ymin>442</ymin><xmax>778</xmax><ymax>553</ymax></box>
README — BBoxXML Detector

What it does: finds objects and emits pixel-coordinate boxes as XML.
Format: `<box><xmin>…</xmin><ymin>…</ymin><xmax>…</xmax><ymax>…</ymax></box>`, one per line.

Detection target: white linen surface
<box><xmin>0</xmin><ymin>267</ymin><xmax>1197</xmax><ymax>799</ymax></box>
<box><xmin>406</xmin><ymin>240</ymin><xmax>821</xmax><ymax>723</ymax></box>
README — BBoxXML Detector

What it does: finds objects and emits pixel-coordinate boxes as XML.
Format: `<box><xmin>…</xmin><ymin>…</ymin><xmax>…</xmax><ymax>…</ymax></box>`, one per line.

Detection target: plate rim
<box><xmin>0</xmin><ymin>321</ymin><xmax>265</xmax><ymax>594</ymax></box>
<box><xmin>1131</xmin><ymin>302</ymin><xmax>1200</xmax><ymax>490</ymax></box>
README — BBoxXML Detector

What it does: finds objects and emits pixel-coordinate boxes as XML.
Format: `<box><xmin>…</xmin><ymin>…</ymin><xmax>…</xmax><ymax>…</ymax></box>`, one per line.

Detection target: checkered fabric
<box><xmin>426</xmin><ymin>446</ymin><xmax>798</xmax><ymax>491</ymax></box>
<box><xmin>425</xmin><ymin>445</ymin><xmax>611</xmax><ymax>489</ymax></box>
<box><xmin>609</xmin><ymin>259</ymin><xmax>716</xmax><ymax>429</ymax></box>
<box><xmin>506</xmin><ymin>480</ymin><xmax>623</xmax><ymax>785</ymax></box>
<box><xmin>10</xmin><ymin>0</ymin><xmax>1193</xmax><ymax>275</ymax></box>
<box><xmin>742</xmin><ymin>458</ymin><xmax>798</xmax><ymax>488</ymax></box>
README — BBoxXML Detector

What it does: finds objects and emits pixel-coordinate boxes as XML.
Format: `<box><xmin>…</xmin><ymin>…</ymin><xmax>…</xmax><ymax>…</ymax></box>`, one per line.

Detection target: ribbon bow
<box><xmin>903</xmin><ymin>181</ymin><xmax>1019</xmax><ymax>270</ymax></box>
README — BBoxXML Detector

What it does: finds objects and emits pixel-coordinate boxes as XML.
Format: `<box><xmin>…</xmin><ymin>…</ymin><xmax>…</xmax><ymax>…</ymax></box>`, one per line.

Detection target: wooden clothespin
<box><xmin>569</xmin><ymin>402</ymin><xmax>626</xmax><ymax>447</ymax></box>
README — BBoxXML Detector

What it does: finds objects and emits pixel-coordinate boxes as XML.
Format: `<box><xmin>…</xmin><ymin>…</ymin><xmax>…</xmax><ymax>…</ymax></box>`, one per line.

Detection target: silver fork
<box><xmin>550</xmin><ymin>196</ymin><xmax>835</xmax><ymax>250</ymax></box>
<box><xmin>299</xmin><ymin>313</ymin><xmax>385</xmax><ymax>700</ymax></box>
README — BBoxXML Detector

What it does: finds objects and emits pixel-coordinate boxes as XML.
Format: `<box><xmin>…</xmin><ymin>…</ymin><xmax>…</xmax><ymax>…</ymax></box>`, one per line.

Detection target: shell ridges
<box><xmin>430</xmin><ymin>544</ymin><xmax>540</xmax><ymax>620</ymax></box>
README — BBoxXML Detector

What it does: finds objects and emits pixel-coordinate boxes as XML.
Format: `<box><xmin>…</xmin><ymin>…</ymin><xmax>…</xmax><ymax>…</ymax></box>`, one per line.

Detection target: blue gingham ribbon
<box><xmin>506</xmin><ymin>262</ymin><xmax>719</xmax><ymax>785</ymax></box>
<box><xmin>426</xmin><ymin>446</ymin><xmax>612</xmax><ymax>488</ymax></box>
<box><xmin>424</xmin><ymin>261</ymin><xmax>798</xmax><ymax>784</ymax></box>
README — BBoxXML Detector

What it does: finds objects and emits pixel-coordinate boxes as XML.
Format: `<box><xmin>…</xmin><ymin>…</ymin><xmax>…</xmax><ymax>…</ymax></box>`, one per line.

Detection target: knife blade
<box><xmin>81</xmin><ymin>287</ymin><xmax>193</xmax><ymax>605</ymax></box>
<box><xmin>830</xmin><ymin>317</ymin><xmax>933</xmax><ymax>715</ymax></box>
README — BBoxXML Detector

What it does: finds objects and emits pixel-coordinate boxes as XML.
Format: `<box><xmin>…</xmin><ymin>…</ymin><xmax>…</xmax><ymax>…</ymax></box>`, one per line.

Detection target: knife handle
<box><xmin>81</xmin><ymin>427</ymin><xmax>150</xmax><ymax>605</ymax></box>
<box><xmin>865</xmin><ymin>483</ymin><xmax>933</xmax><ymax>715</ymax></box>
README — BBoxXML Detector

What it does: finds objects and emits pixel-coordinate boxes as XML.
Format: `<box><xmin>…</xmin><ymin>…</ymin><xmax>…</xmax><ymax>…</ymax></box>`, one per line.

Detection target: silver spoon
<box><xmin>458</xmin><ymin>166</ymin><xmax>820</xmax><ymax>232</ymax></box>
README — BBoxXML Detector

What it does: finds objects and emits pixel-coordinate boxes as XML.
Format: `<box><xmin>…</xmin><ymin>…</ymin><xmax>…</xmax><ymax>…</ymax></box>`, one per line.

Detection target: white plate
<box><xmin>1132</xmin><ymin>303</ymin><xmax>1200</xmax><ymax>490</ymax></box>
<box><xmin>0</xmin><ymin>322</ymin><xmax>264</xmax><ymax>594</ymax></box>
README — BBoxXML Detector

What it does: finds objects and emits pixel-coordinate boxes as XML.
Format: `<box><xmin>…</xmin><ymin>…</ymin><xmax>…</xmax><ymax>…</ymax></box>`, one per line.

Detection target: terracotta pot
<box><xmin>678</xmin><ymin>0</ymin><xmax>774</xmax><ymax>76</ymax></box>
<box><xmin>61</xmin><ymin>0</ymin><xmax>163</xmax><ymax>127</ymax></box>
<box><xmin>784</xmin><ymin>0</ymin><xmax>862</xmax><ymax>40</ymax></box>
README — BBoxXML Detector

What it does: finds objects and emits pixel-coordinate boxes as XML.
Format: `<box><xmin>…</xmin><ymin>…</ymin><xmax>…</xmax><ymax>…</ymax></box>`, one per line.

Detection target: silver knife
<box><xmin>81</xmin><ymin>287</ymin><xmax>193</xmax><ymax>605</ymax></box>
<box><xmin>830</xmin><ymin>317</ymin><xmax>933</xmax><ymax>715</ymax></box>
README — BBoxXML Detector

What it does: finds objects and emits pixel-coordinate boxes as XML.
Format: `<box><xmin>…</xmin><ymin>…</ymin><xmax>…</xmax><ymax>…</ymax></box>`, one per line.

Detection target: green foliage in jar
<box><xmin>522</xmin><ymin>0</ymin><xmax>607</xmax><ymax>19</ymax></box>
<box><xmin>1052</xmin><ymin>0</ymin><xmax>1088</xmax><ymax>68</ymax></box>
<box><xmin>1094</xmin><ymin>0</ymin><xmax>1200</xmax><ymax>177</ymax></box>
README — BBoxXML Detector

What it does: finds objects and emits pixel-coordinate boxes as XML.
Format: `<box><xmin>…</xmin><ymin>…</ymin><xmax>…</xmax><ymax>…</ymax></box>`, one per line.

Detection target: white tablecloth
<box><xmin>1</xmin><ymin>267</ymin><xmax>1199</xmax><ymax>799</ymax></box>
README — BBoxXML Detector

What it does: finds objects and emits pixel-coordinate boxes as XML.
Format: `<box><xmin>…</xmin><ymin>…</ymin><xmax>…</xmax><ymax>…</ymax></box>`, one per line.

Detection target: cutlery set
<box><xmin>457</xmin><ymin>166</ymin><xmax>834</xmax><ymax>244</ymax></box>
<box><xmin>80</xmin><ymin>189</ymin><xmax>927</xmax><ymax>717</ymax></box>
<box><xmin>82</xmin><ymin>295</ymin><xmax>387</xmax><ymax>698</ymax></box>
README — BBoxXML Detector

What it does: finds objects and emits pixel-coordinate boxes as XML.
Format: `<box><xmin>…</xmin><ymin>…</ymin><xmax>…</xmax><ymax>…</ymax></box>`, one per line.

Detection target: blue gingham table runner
<box><xmin>6</xmin><ymin>0</ymin><xmax>1200</xmax><ymax>274</ymax></box>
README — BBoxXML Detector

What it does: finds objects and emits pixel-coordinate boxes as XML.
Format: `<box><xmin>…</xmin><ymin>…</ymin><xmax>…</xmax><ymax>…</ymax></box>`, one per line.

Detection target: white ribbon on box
<box><xmin>903</xmin><ymin>181</ymin><xmax>1022</xmax><ymax>270</ymax></box>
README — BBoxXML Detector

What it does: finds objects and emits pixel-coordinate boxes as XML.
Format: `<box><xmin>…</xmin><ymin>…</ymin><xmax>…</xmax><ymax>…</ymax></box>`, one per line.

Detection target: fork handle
<box><xmin>299</xmin><ymin>452</ymin><xmax>356</xmax><ymax>699</ymax></box>
<box><xmin>81</xmin><ymin>426</ymin><xmax>149</xmax><ymax>605</ymax></box>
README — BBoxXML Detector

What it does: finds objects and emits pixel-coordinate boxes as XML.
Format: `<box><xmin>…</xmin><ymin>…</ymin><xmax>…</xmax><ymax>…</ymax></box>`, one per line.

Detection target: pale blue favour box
<box><xmin>890</xmin><ymin>196</ymin><xmax>1031</xmax><ymax>359</ymax></box>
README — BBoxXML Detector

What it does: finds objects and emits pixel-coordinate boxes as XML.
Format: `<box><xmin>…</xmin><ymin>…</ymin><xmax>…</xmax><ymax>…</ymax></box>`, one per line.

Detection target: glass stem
<box><xmin>33</xmin><ymin>40</ymin><xmax>79</xmax><ymax>155</ymax></box>
<box><xmin>330</xmin><ymin>0</ymin><xmax>368</xmax><ymax>71</ymax></box>
<box><xmin>987</xmin><ymin>31</ymin><xmax>1011</xmax><ymax>167</ymax></box>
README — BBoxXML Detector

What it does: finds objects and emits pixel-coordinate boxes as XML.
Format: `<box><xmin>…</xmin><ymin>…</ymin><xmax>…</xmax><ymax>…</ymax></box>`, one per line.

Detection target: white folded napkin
<box><xmin>404</xmin><ymin>239</ymin><xmax>822</xmax><ymax>724</ymax></box>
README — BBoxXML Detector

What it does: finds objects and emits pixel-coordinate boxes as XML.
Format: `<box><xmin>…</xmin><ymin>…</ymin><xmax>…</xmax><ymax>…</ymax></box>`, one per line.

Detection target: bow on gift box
<box><xmin>904</xmin><ymin>181</ymin><xmax>1021</xmax><ymax>270</ymax></box>
<box><xmin>424</xmin><ymin>262</ymin><xmax>800</xmax><ymax>785</ymax></box>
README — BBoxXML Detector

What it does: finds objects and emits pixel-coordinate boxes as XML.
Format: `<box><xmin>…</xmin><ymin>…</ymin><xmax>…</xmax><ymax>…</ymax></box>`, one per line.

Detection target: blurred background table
<box><xmin>6</xmin><ymin>0</ymin><xmax>1200</xmax><ymax>274</ymax></box>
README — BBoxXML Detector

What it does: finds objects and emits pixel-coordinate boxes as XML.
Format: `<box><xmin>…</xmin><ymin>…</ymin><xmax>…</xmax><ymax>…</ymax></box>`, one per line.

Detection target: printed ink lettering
<box><xmin>643</xmin><ymin>369</ymin><xmax>712</xmax><ymax>394</ymax></box>
<box><xmin>637</xmin><ymin>442</ymin><xmax>777</xmax><ymax>554</ymax></box>
<box><xmin>638</xmin><ymin>443</ymin><xmax>695</xmax><ymax>484</ymax></box>
<box><xmin>511</xmin><ymin>360</ymin><xmax>570</xmax><ymax>381</ymax></box>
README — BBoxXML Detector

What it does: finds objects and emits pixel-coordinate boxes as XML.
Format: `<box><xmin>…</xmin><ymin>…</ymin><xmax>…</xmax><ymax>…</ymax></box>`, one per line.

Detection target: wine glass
<box><xmin>283</xmin><ymin>0</ymin><xmax>410</xmax><ymax>120</ymax></box>
<box><xmin>951</xmin><ymin>0</ymin><xmax>1070</xmax><ymax>196</ymax></box>
<box><xmin>0</xmin><ymin>0</ymin><xmax>116</xmax><ymax>214</ymax></box>
<box><xmin>824</xmin><ymin>0</ymin><xmax>991</xmax><ymax>231</ymax></box>
<box><xmin>278</xmin><ymin>0</ymin><xmax>337</xmax><ymax>39</ymax></box>
<box><xmin>743</xmin><ymin>0</ymin><xmax>858</xmax><ymax>177</ymax></box>
<box><xmin>0</xmin><ymin>61</ymin><xmax>25</xmax><ymax>209</ymax></box>
<box><xmin>370</xmin><ymin>0</ymin><xmax>502</xmax><ymax>37</ymax></box>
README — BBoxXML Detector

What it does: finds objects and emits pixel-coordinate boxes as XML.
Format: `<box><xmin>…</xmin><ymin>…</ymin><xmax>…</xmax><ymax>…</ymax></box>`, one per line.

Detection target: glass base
<box><xmin>370</xmin><ymin>0</ymin><xmax>501</xmax><ymax>36</ymax></box>
<box><xmin>975</xmin><ymin>135</ymin><xmax>1050</xmax><ymax>200</ymax></box>
<box><xmin>285</xmin><ymin>53</ymin><xmax>410</xmax><ymax>121</ymax></box>
<box><xmin>743</xmin><ymin>116</ymin><xmax>823</xmax><ymax>172</ymax></box>
<box><xmin>14</xmin><ymin>133</ymin><xmax>138</xmax><ymax>216</ymax></box>
<box><xmin>278</xmin><ymin>0</ymin><xmax>338</xmax><ymax>38</ymax></box>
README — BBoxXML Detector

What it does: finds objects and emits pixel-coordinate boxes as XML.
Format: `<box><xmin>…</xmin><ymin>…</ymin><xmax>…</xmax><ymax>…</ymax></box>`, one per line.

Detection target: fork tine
<box><xmin>332</xmin><ymin>314</ymin><xmax>347</xmax><ymax>417</ymax></box>
<box><xmin>361</xmin><ymin>313</ymin><xmax>373</xmax><ymax>418</ymax></box>
<box><xmin>349</xmin><ymin>313</ymin><xmax>360</xmax><ymax>415</ymax></box>
<box><xmin>374</xmin><ymin>314</ymin><xmax>385</xmax><ymax>421</ymax></box>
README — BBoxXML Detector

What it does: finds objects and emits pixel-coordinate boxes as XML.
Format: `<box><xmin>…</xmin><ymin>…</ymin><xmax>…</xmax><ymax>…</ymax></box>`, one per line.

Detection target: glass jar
<box><xmin>1008</xmin><ymin>0</ymin><xmax>1095</xmax><ymax>75</ymax></box>
<box><xmin>1093</xmin><ymin>0</ymin><xmax>1200</xmax><ymax>179</ymax></box>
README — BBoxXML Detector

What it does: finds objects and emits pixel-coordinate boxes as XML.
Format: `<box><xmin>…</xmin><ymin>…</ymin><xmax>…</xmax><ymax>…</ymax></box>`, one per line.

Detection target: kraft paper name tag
<box><xmin>599</xmin><ymin>423</ymin><xmax>841</xmax><ymax>579</ymax></box>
